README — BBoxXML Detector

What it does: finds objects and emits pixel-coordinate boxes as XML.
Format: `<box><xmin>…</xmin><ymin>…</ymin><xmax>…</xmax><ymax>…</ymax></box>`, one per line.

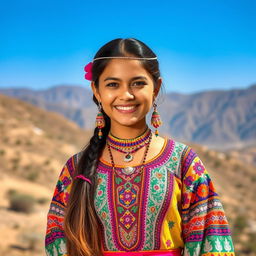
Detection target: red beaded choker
<box><xmin>106</xmin><ymin>126</ymin><xmax>152</xmax><ymax>162</ymax></box>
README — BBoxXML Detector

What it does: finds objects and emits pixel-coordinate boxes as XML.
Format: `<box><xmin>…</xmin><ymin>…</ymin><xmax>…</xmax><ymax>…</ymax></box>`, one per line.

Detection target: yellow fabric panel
<box><xmin>160</xmin><ymin>176</ymin><xmax>184</xmax><ymax>250</ymax></box>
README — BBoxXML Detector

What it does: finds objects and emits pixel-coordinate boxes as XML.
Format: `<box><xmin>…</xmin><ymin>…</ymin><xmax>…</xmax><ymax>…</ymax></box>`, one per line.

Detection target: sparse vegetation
<box><xmin>11</xmin><ymin>156</ymin><xmax>20</xmax><ymax>164</ymax></box>
<box><xmin>26</xmin><ymin>170</ymin><xmax>39</xmax><ymax>181</ymax></box>
<box><xmin>37</xmin><ymin>197</ymin><xmax>49</xmax><ymax>204</ymax></box>
<box><xmin>235</xmin><ymin>182</ymin><xmax>243</xmax><ymax>189</ymax></box>
<box><xmin>213</xmin><ymin>159</ymin><xmax>221</xmax><ymax>168</ymax></box>
<box><xmin>26</xmin><ymin>140</ymin><xmax>33</xmax><ymax>146</ymax></box>
<box><xmin>15</xmin><ymin>139</ymin><xmax>22</xmax><ymax>145</ymax></box>
<box><xmin>0</xmin><ymin>149</ymin><xmax>5</xmax><ymax>156</ymax></box>
<box><xmin>44</xmin><ymin>159</ymin><xmax>51</xmax><ymax>165</ymax></box>
<box><xmin>7</xmin><ymin>189</ymin><xmax>36</xmax><ymax>213</ymax></box>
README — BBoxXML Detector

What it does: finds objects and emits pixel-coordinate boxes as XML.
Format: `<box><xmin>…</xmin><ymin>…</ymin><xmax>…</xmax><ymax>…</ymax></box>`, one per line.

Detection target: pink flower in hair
<box><xmin>84</xmin><ymin>61</ymin><xmax>93</xmax><ymax>81</ymax></box>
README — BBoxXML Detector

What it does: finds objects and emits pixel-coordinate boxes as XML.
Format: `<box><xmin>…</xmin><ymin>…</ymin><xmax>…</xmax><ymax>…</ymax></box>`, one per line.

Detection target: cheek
<box><xmin>101</xmin><ymin>94</ymin><xmax>116</xmax><ymax>111</ymax></box>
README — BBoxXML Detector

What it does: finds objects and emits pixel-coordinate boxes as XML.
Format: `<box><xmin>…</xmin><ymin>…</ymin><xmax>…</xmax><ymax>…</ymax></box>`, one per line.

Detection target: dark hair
<box><xmin>64</xmin><ymin>38</ymin><xmax>163</xmax><ymax>256</ymax></box>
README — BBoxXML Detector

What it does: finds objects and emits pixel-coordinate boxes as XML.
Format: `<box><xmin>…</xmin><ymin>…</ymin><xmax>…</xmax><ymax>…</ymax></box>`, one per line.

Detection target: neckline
<box><xmin>98</xmin><ymin>136</ymin><xmax>170</xmax><ymax>168</ymax></box>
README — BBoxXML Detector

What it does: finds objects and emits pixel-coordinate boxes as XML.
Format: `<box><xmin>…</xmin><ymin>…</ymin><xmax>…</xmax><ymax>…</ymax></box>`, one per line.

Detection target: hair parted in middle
<box><xmin>64</xmin><ymin>38</ymin><xmax>164</xmax><ymax>256</ymax></box>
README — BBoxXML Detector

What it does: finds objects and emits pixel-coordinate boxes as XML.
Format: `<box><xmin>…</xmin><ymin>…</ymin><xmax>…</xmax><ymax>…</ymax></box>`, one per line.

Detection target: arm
<box><xmin>45</xmin><ymin>156</ymin><xmax>74</xmax><ymax>256</ymax></box>
<box><xmin>181</xmin><ymin>146</ymin><xmax>235</xmax><ymax>256</ymax></box>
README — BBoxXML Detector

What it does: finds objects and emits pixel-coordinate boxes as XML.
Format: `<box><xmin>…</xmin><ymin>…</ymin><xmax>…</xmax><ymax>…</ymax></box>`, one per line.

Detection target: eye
<box><xmin>106</xmin><ymin>82</ymin><xmax>118</xmax><ymax>87</ymax></box>
<box><xmin>133</xmin><ymin>81</ymin><xmax>146</xmax><ymax>86</ymax></box>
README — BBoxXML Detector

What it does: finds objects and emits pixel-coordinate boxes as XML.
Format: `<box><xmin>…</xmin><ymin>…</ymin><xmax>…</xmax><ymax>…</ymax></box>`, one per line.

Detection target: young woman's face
<box><xmin>91</xmin><ymin>59</ymin><xmax>161</xmax><ymax>128</ymax></box>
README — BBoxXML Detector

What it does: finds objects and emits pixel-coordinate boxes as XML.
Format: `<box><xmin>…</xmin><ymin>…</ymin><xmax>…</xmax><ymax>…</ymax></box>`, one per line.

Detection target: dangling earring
<box><xmin>95</xmin><ymin>101</ymin><xmax>105</xmax><ymax>139</ymax></box>
<box><xmin>151</xmin><ymin>102</ymin><xmax>162</xmax><ymax>137</ymax></box>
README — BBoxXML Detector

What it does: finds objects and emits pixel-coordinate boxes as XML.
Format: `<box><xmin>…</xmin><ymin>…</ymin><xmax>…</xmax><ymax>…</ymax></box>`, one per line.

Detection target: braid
<box><xmin>78</xmin><ymin>109</ymin><xmax>110</xmax><ymax>178</ymax></box>
<box><xmin>64</xmin><ymin>110</ymin><xmax>110</xmax><ymax>256</ymax></box>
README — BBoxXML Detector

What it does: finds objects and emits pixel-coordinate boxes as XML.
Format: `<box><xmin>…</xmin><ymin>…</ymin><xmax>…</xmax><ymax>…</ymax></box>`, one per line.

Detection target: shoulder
<box><xmin>166</xmin><ymin>136</ymin><xmax>192</xmax><ymax>159</ymax></box>
<box><xmin>62</xmin><ymin>150</ymin><xmax>84</xmax><ymax>179</ymax></box>
<box><xmin>165</xmin><ymin>137</ymin><xmax>200</xmax><ymax>174</ymax></box>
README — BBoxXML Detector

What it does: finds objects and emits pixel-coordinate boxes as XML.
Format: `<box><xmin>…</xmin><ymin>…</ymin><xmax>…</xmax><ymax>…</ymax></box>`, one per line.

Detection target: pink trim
<box><xmin>75</xmin><ymin>175</ymin><xmax>92</xmax><ymax>184</ymax></box>
<box><xmin>103</xmin><ymin>248</ymin><xmax>181</xmax><ymax>256</ymax></box>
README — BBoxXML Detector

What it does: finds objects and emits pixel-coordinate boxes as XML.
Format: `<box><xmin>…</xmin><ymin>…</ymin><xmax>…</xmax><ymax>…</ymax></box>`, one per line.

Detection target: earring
<box><xmin>95</xmin><ymin>102</ymin><xmax>105</xmax><ymax>139</ymax></box>
<box><xmin>151</xmin><ymin>102</ymin><xmax>162</xmax><ymax>137</ymax></box>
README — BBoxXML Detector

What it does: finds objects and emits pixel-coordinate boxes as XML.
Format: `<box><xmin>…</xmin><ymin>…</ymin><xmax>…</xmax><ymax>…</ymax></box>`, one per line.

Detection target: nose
<box><xmin>119</xmin><ymin>85</ymin><xmax>135</xmax><ymax>100</ymax></box>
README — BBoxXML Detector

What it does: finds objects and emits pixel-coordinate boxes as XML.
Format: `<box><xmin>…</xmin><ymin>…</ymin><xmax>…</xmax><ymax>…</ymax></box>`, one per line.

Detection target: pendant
<box><xmin>122</xmin><ymin>166</ymin><xmax>136</xmax><ymax>175</ymax></box>
<box><xmin>124</xmin><ymin>153</ymin><xmax>133</xmax><ymax>162</ymax></box>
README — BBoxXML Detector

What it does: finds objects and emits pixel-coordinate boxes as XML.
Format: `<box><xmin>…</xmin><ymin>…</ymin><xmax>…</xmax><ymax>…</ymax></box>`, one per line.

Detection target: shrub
<box><xmin>44</xmin><ymin>159</ymin><xmax>51</xmax><ymax>165</ymax></box>
<box><xmin>9</xmin><ymin>191</ymin><xmax>36</xmax><ymax>213</ymax></box>
<box><xmin>26</xmin><ymin>170</ymin><xmax>39</xmax><ymax>181</ymax></box>
<box><xmin>214</xmin><ymin>159</ymin><xmax>221</xmax><ymax>168</ymax></box>
<box><xmin>37</xmin><ymin>197</ymin><xmax>48</xmax><ymax>204</ymax></box>
<box><xmin>15</xmin><ymin>139</ymin><xmax>21</xmax><ymax>145</ymax></box>
<box><xmin>0</xmin><ymin>149</ymin><xmax>5</xmax><ymax>156</ymax></box>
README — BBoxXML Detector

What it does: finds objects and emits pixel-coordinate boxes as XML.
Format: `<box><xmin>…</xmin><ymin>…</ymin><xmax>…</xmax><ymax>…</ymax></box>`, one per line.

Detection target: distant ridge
<box><xmin>1</xmin><ymin>83</ymin><xmax>255</xmax><ymax>151</ymax></box>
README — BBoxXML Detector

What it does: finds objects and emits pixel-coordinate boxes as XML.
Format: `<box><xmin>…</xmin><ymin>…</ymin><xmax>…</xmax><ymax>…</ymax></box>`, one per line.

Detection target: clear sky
<box><xmin>0</xmin><ymin>0</ymin><xmax>255</xmax><ymax>93</ymax></box>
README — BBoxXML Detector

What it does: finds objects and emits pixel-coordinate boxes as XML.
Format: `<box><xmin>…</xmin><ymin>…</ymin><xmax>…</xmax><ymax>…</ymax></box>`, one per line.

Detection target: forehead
<box><xmin>99</xmin><ymin>59</ymin><xmax>152</xmax><ymax>80</ymax></box>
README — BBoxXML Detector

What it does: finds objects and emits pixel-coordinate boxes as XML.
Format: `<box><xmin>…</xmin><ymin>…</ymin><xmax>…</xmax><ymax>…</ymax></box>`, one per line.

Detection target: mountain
<box><xmin>0</xmin><ymin>83</ymin><xmax>255</xmax><ymax>151</ymax></box>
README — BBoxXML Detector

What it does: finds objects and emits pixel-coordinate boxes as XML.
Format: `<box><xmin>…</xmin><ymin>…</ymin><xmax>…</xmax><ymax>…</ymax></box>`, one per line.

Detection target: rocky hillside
<box><xmin>0</xmin><ymin>93</ymin><xmax>92</xmax><ymax>255</ymax></box>
<box><xmin>0</xmin><ymin>93</ymin><xmax>255</xmax><ymax>255</ymax></box>
<box><xmin>0</xmin><ymin>83</ymin><xmax>255</xmax><ymax>151</ymax></box>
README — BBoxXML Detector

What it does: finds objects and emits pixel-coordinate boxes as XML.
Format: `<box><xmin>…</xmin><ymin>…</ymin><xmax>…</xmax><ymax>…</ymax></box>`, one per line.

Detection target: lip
<box><xmin>114</xmin><ymin>104</ymin><xmax>139</xmax><ymax>113</ymax></box>
<box><xmin>114</xmin><ymin>104</ymin><xmax>139</xmax><ymax>107</ymax></box>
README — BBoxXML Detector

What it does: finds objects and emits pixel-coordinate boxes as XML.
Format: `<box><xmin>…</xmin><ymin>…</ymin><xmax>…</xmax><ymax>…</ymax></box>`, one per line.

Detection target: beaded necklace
<box><xmin>107</xmin><ymin>132</ymin><xmax>152</xmax><ymax>178</ymax></box>
<box><xmin>106</xmin><ymin>126</ymin><xmax>152</xmax><ymax>162</ymax></box>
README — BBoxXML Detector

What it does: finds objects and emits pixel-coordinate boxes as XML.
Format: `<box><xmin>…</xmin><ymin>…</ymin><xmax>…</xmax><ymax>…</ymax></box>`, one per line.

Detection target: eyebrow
<box><xmin>103</xmin><ymin>76</ymin><xmax>148</xmax><ymax>82</ymax></box>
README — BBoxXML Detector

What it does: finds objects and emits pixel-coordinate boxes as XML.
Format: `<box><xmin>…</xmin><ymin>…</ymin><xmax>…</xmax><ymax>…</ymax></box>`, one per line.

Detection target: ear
<box><xmin>153</xmin><ymin>77</ymin><xmax>162</xmax><ymax>101</ymax></box>
<box><xmin>90</xmin><ymin>81</ymin><xmax>101</xmax><ymax>103</ymax></box>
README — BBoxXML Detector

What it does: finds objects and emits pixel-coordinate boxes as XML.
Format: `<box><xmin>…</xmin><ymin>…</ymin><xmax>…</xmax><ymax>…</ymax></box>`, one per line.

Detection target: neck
<box><xmin>109</xmin><ymin>121</ymin><xmax>149</xmax><ymax>139</ymax></box>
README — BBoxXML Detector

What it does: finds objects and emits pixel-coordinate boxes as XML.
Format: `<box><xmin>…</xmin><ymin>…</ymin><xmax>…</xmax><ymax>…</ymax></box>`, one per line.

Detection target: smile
<box><xmin>114</xmin><ymin>104</ymin><xmax>139</xmax><ymax>113</ymax></box>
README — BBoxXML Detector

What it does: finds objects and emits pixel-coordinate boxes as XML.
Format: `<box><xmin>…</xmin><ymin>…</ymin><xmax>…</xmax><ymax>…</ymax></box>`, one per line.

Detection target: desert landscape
<box><xmin>0</xmin><ymin>92</ymin><xmax>255</xmax><ymax>255</ymax></box>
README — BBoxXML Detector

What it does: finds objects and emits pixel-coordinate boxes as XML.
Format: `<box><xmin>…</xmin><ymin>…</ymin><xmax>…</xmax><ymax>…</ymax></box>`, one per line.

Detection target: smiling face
<box><xmin>91</xmin><ymin>58</ymin><xmax>162</xmax><ymax>131</ymax></box>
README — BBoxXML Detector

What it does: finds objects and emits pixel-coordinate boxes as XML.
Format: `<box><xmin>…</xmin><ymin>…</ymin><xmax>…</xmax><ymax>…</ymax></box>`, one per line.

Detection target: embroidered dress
<box><xmin>45</xmin><ymin>137</ymin><xmax>235</xmax><ymax>256</ymax></box>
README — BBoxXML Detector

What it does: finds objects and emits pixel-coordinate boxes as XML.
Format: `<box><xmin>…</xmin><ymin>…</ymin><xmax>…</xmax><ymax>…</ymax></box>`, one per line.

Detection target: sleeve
<box><xmin>45</xmin><ymin>156</ymin><xmax>74</xmax><ymax>256</ymax></box>
<box><xmin>181</xmin><ymin>146</ymin><xmax>235</xmax><ymax>256</ymax></box>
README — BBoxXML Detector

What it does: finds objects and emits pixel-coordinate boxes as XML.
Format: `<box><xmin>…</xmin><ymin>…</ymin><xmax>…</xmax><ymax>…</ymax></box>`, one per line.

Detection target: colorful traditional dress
<box><xmin>45</xmin><ymin>137</ymin><xmax>235</xmax><ymax>256</ymax></box>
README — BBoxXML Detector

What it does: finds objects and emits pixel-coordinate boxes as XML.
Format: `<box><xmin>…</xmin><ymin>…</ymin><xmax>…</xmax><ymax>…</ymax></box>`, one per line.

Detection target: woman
<box><xmin>45</xmin><ymin>38</ymin><xmax>235</xmax><ymax>256</ymax></box>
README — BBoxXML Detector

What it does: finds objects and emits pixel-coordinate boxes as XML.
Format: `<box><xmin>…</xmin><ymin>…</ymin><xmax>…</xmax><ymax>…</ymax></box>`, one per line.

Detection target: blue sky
<box><xmin>0</xmin><ymin>0</ymin><xmax>255</xmax><ymax>93</ymax></box>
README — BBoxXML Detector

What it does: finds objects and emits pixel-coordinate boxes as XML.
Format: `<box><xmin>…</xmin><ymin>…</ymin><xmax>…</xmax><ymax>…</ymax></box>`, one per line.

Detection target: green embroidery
<box><xmin>134</xmin><ymin>175</ymin><xmax>141</xmax><ymax>183</ymax></box>
<box><xmin>165</xmin><ymin>142</ymin><xmax>184</xmax><ymax>176</ymax></box>
<box><xmin>168</xmin><ymin>220</ymin><xmax>175</xmax><ymax>229</ymax></box>
<box><xmin>117</xmin><ymin>206</ymin><xmax>124</xmax><ymax>213</ymax></box>
<box><xmin>184</xmin><ymin>235</ymin><xmax>235</xmax><ymax>255</ymax></box>
<box><xmin>131</xmin><ymin>205</ymin><xmax>138</xmax><ymax>213</ymax></box>
<box><xmin>115</xmin><ymin>177</ymin><xmax>122</xmax><ymax>184</ymax></box>
<box><xmin>45</xmin><ymin>237</ymin><xmax>67</xmax><ymax>256</ymax></box>
<box><xmin>94</xmin><ymin>172</ymin><xmax>115</xmax><ymax>250</ymax></box>
<box><xmin>144</xmin><ymin>166</ymin><xmax>167</xmax><ymax>249</ymax></box>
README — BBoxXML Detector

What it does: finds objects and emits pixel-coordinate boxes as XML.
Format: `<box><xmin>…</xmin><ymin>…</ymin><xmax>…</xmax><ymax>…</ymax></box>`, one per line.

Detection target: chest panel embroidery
<box><xmin>94</xmin><ymin>139</ymin><xmax>182</xmax><ymax>251</ymax></box>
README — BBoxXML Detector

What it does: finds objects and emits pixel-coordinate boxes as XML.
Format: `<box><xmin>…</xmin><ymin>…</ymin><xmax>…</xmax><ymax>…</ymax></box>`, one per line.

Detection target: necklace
<box><xmin>107</xmin><ymin>132</ymin><xmax>152</xmax><ymax>177</ymax></box>
<box><xmin>107</xmin><ymin>126</ymin><xmax>152</xmax><ymax>162</ymax></box>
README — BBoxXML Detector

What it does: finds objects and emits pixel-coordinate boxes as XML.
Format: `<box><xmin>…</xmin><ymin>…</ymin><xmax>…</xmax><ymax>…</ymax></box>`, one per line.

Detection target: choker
<box><xmin>106</xmin><ymin>126</ymin><xmax>152</xmax><ymax>162</ymax></box>
<box><xmin>107</xmin><ymin>132</ymin><xmax>152</xmax><ymax>178</ymax></box>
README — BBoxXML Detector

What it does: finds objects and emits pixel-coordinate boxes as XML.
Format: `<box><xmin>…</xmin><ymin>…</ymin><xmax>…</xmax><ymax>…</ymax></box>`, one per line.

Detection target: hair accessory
<box><xmin>95</xmin><ymin>102</ymin><xmax>105</xmax><ymax>139</ymax></box>
<box><xmin>84</xmin><ymin>62</ymin><xmax>93</xmax><ymax>81</ymax></box>
<box><xmin>84</xmin><ymin>56</ymin><xmax>157</xmax><ymax>81</ymax></box>
<box><xmin>151</xmin><ymin>102</ymin><xmax>162</xmax><ymax>136</ymax></box>
<box><xmin>75</xmin><ymin>175</ymin><xmax>92</xmax><ymax>184</ymax></box>
<box><xmin>107</xmin><ymin>126</ymin><xmax>152</xmax><ymax>162</ymax></box>
<box><xmin>93</xmin><ymin>56</ymin><xmax>157</xmax><ymax>62</ymax></box>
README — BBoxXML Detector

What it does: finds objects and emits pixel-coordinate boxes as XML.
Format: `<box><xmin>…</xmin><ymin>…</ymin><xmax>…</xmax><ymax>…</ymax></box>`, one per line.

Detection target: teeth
<box><xmin>115</xmin><ymin>105</ymin><xmax>137</xmax><ymax>110</ymax></box>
